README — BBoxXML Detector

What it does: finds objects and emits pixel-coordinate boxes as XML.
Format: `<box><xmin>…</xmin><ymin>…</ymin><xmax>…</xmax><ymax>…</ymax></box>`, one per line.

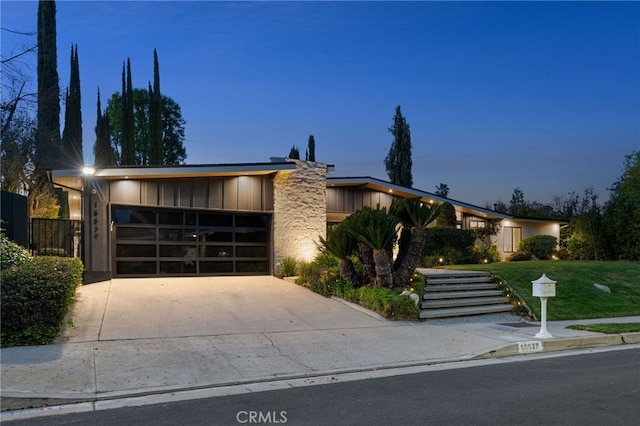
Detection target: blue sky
<box><xmin>2</xmin><ymin>1</ymin><xmax>639</xmax><ymax>207</ymax></box>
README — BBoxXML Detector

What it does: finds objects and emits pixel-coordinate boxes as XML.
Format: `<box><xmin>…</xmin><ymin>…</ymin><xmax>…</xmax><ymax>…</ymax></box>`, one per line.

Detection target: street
<box><xmin>4</xmin><ymin>347</ymin><xmax>640</xmax><ymax>426</ymax></box>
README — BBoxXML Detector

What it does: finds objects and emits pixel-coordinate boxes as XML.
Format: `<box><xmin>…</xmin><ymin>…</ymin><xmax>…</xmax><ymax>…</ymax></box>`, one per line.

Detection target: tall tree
<box><xmin>93</xmin><ymin>89</ymin><xmax>113</xmax><ymax>167</ymax></box>
<box><xmin>106</xmin><ymin>89</ymin><xmax>186</xmax><ymax>165</ymax></box>
<box><xmin>148</xmin><ymin>49</ymin><xmax>163</xmax><ymax>165</ymax></box>
<box><xmin>36</xmin><ymin>0</ymin><xmax>61</xmax><ymax>169</ymax></box>
<box><xmin>120</xmin><ymin>59</ymin><xmax>136</xmax><ymax>165</ymax></box>
<box><xmin>384</xmin><ymin>105</ymin><xmax>413</xmax><ymax>187</ymax></box>
<box><xmin>307</xmin><ymin>134</ymin><xmax>316</xmax><ymax>162</ymax></box>
<box><xmin>61</xmin><ymin>44</ymin><xmax>82</xmax><ymax>167</ymax></box>
<box><xmin>288</xmin><ymin>145</ymin><xmax>300</xmax><ymax>160</ymax></box>
<box><xmin>606</xmin><ymin>151</ymin><xmax>640</xmax><ymax>261</ymax></box>
<box><xmin>435</xmin><ymin>183</ymin><xmax>450</xmax><ymax>198</ymax></box>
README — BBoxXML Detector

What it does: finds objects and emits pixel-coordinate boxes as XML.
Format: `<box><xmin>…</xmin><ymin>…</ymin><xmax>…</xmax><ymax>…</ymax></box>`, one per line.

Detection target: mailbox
<box><xmin>532</xmin><ymin>273</ymin><xmax>556</xmax><ymax>297</ymax></box>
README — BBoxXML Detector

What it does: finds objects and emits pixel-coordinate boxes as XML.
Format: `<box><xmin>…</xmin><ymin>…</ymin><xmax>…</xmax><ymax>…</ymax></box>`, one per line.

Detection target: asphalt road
<box><xmin>5</xmin><ymin>348</ymin><xmax>640</xmax><ymax>426</ymax></box>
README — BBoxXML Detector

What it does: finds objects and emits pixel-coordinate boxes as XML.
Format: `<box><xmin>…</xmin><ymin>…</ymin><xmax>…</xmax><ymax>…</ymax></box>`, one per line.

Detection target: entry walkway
<box><xmin>1</xmin><ymin>276</ymin><xmax>639</xmax><ymax>418</ymax></box>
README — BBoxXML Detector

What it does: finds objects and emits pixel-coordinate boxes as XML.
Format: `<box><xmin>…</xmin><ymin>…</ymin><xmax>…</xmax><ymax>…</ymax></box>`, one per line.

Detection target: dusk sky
<box><xmin>2</xmin><ymin>1</ymin><xmax>639</xmax><ymax>207</ymax></box>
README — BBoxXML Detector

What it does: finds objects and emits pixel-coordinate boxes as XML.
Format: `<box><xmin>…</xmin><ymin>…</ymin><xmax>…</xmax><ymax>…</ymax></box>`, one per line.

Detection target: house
<box><xmin>326</xmin><ymin>176</ymin><xmax>565</xmax><ymax>259</ymax></box>
<box><xmin>51</xmin><ymin>159</ymin><xmax>564</xmax><ymax>283</ymax></box>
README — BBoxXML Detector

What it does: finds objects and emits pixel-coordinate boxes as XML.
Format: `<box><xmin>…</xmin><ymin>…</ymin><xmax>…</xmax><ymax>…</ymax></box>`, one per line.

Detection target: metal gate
<box><xmin>30</xmin><ymin>218</ymin><xmax>83</xmax><ymax>258</ymax></box>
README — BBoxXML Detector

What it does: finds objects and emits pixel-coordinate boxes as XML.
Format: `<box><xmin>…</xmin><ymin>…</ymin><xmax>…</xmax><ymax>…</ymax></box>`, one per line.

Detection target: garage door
<box><xmin>112</xmin><ymin>205</ymin><xmax>270</xmax><ymax>276</ymax></box>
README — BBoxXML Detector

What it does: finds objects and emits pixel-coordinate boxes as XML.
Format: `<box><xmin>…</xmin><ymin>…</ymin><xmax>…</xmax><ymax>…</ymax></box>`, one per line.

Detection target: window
<box><xmin>504</xmin><ymin>226</ymin><xmax>522</xmax><ymax>253</ymax></box>
<box><xmin>112</xmin><ymin>205</ymin><xmax>270</xmax><ymax>276</ymax></box>
<box><xmin>469</xmin><ymin>219</ymin><xmax>486</xmax><ymax>229</ymax></box>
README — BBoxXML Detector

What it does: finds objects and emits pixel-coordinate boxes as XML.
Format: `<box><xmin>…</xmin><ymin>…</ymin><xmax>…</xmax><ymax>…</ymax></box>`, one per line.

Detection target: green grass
<box><xmin>442</xmin><ymin>261</ymin><xmax>640</xmax><ymax>320</ymax></box>
<box><xmin>566</xmin><ymin>323</ymin><xmax>640</xmax><ymax>334</ymax></box>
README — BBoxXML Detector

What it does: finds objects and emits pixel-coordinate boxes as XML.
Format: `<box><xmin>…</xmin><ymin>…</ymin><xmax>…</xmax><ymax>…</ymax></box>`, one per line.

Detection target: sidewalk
<box><xmin>1</xmin><ymin>276</ymin><xmax>639</xmax><ymax>418</ymax></box>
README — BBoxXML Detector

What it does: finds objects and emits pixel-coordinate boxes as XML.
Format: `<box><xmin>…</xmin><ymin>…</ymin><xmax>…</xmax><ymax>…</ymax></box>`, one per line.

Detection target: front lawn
<box><xmin>442</xmin><ymin>261</ymin><xmax>640</xmax><ymax>320</ymax></box>
<box><xmin>567</xmin><ymin>323</ymin><xmax>640</xmax><ymax>334</ymax></box>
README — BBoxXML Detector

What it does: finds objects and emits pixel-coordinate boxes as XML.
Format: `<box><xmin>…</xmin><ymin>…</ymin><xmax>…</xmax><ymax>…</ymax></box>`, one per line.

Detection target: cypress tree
<box><xmin>288</xmin><ymin>145</ymin><xmax>300</xmax><ymax>160</ymax></box>
<box><xmin>149</xmin><ymin>49</ymin><xmax>163</xmax><ymax>165</ymax></box>
<box><xmin>94</xmin><ymin>89</ymin><xmax>113</xmax><ymax>167</ymax></box>
<box><xmin>307</xmin><ymin>134</ymin><xmax>316</xmax><ymax>162</ymax></box>
<box><xmin>384</xmin><ymin>105</ymin><xmax>413</xmax><ymax>187</ymax></box>
<box><xmin>36</xmin><ymin>0</ymin><xmax>61</xmax><ymax>169</ymax></box>
<box><xmin>120</xmin><ymin>59</ymin><xmax>135</xmax><ymax>165</ymax></box>
<box><xmin>62</xmin><ymin>44</ymin><xmax>82</xmax><ymax>167</ymax></box>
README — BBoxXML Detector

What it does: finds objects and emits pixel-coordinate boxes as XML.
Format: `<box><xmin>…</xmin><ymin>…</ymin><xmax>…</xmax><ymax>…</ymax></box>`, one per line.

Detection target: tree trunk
<box><xmin>358</xmin><ymin>242</ymin><xmax>376</xmax><ymax>286</ymax></box>
<box><xmin>338</xmin><ymin>258</ymin><xmax>359</xmax><ymax>286</ymax></box>
<box><xmin>373</xmin><ymin>248</ymin><xmax>393</xmax><ymax>288</ymax></box>
<box><xmin>393</xmin><ymin>227</ymin><xmax>426</xmax><ymax>287</ymax></box>
<box><xmin>393</xmin><ymin>227</ymin><xmax>411</xmax><ymax>271</ymax></box>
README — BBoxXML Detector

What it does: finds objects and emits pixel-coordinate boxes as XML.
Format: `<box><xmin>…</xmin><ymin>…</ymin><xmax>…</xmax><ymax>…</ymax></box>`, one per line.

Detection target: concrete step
<box><xmin>426</xmin><ymin>276</ymin><xmax>493</xmax><ymax>285</ymax></box>
<box><xmin>419</xmin><ymin>304</ymin><xmax>514</xmax><ymax>319</ymax></box>
<box><xmin>426</xmin><ymin>282</ymin><xmax>497</xmax><ymax>292</ymax></box>
<box><xmin>422</xmin><ymin>296</ymin><xmax>510</xmax><ymax>309</ymax></box>
<box><xmin>423</xmin><ymin>289</ymin><xmax>504</xmax><ymax>300</ymax></box>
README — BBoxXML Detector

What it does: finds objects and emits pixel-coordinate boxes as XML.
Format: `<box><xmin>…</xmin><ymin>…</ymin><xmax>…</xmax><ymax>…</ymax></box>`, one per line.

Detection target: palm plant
<box><xmin>390</xmin><ymin>199</ymin><xmax>441</xmax><ymax>286</ymax></box>
<box><xmin>317</xmin><ymin>222</ymin><xmax>358</xmax><ymax>284</ymax></box>
<box><xmin>347</xmin><ymin>207</ymin><xmax>399</xmax><ymax>288</ymax></box>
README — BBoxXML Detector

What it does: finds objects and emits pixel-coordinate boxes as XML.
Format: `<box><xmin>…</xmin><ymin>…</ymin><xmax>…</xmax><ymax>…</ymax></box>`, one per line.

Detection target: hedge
<box><xmin>1</xmin><ymin>233</ymin><xmax>30</xmax><ymax>270</ymax></box>
<box><xmin>1</xmin><ymin>256</ymin><xmax>83</xmax><ymax>347</ymax></box>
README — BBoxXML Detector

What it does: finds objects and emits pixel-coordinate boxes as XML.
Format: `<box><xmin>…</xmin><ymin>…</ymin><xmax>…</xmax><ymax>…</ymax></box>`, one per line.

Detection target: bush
<box><xmin>507</xmin><ymin>251</ymin><xmax>533</xmax><ymax>262</ymax></box>
<box><xmin>1</xmin><ymin>256</ymin><xmax>83</xmax><ymax>347</ymax></box>
<box><xmin>422</xmin><ymin>228</ymin><xmax>476</xmax><ymax>265</ymax></box>
<box><xmin>276</xmin><ymin>256</ymin><xmax>298</xmax><ymax>277</ymax></box>
<box><xmin>294</xmin><ymin>253</ymin><xmax>419</xmax><ymax>319</ymax></box>
<box><xmin>1</xmin><ymin>233</ymin><xmax>31</xmax><ymax>270</ymax></box>
<box><xmin>355</xmin><ymin>287</ymin><xmax>418</xmax><ymax>319</ymax></box>
<box><xmin>474</xmin><ymin>245</ymin><xmax>501</xmax><ymax>264</ymax></box>
<box><xmin>518</xmin><ymin>235</ymin><xmax>557</xmax><ymax>260</ymax></box>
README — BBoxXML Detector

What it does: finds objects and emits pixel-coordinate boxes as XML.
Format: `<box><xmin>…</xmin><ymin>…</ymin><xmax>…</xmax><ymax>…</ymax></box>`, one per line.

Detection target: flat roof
<box><xmin>327</xmin><ymin>176</ymin><xmax>511</xmax><ymax>220</ymax></box>
<box><xmin>52</xmin><ymin>162</ymin><xmax>303</xmax><ymax>191</ymax></box>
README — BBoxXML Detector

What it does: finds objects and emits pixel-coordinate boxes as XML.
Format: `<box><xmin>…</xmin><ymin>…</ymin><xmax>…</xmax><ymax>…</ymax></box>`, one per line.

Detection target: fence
<box><xmin>30</xmin><ymin>218</ymin><xmax>83</xmax><ymax>258</ymax></box>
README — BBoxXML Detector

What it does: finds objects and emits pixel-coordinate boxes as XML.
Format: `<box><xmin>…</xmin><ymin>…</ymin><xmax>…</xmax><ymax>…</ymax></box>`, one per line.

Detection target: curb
<box><xmin>474</xmin><ymin>332</ymin><xmax>640</xmax><ymax>359</ymax></box>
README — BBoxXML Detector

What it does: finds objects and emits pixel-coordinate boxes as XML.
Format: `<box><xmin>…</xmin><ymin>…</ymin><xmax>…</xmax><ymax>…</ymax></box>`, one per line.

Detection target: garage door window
<box><xmin>113</xmin><ymin>206</ymin><xmax>270</xmax><ymax>276</ymax></box>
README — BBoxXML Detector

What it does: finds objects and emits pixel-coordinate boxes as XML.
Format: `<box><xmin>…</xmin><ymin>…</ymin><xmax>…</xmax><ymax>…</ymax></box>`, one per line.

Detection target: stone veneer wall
<box><xmin>272</xmin><ymin>160</ymin><xmax>328</xmax><ymax>272</ymax></box>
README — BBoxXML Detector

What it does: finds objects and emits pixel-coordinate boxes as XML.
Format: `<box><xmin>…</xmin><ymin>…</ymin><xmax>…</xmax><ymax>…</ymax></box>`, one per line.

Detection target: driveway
<box><xmin>59</xmin><ymin>276</ymin><xmax>387</xmax><ymax>342</ymax></box>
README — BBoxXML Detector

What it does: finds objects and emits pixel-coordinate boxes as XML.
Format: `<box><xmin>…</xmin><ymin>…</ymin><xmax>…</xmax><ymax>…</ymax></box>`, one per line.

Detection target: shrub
<box><xmin>474</xmin><ymin>245</ymin><xmax>501</xmax><ymax>264</ymax></box>
<box><xmin>1</xmin><ymin>256</ymin><xmax>83</xmax><ymax>347</ymax></box>
<box><xmin>356</xmin><ymin>287</ymin><xmax>418</xmax><ymax>319</ymax></box>
<box><xmin>507</xmin><ymin>251</ymin><xmax>532</xmax><ymax>262</ymax></box>
<box><xmin>276</xmin><ymin>256</ymin><xmax>298</xmax><ymax>277</ymax></box>
<box><xmin>518</xmin><ymin>235</ymin><xmax>558</xmax><ymax>260</ymax></box>
<box><xmin>294</xmin><ymin>252</ymin><xmax>419</xmax><ymax>319</ymax></box>
<box><xmin>1</xmin><ymin>233</ymin><xmax>31</xmax><ymax>270</ymax></box>
<box><xmin>422</xmin><ymin>228</ymin><xmax>476</xmax><ymax>265</ymax></box>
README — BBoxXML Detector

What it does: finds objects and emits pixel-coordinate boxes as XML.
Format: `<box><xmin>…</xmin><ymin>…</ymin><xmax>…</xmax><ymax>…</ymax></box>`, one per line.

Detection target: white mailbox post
<box><xmin>532</xmin><ymin>273</ymin><xmax>557</xmax><ymax>339</ymax></box>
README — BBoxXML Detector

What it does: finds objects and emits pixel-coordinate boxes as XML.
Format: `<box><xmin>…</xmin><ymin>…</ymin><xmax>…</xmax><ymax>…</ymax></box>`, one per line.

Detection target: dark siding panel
<box><xmin>209</xmin><ymin>178</ymin><xmax>223</xmax><ymax>209</ymax></box>
<box><xmin>111</xmin><ymin>180</ymin><xmax>141</xmax><ymax>204</ymax></box>
<box><xmin>179</xmin><ymin>179</ymin><xmax>193</xmax><ymax>207</ymax></box>
<box><xmin>193</xmin><ymin>178</ymin><xmax>208</xmax><ymax>208</ymax></box>
<box><xmin>142</xmin><ymin>181</ymin><xmax>158</xmax><ymax>205</ymax></box>
<box><xmin>161</xmin><ymin>180</ymin><xmax>176</xmax><ymax>206</ymax></box>
<box><xmin>223</xmin><ymin>178</ymin><xmax>238</xmax><ymax>210</ymax></box>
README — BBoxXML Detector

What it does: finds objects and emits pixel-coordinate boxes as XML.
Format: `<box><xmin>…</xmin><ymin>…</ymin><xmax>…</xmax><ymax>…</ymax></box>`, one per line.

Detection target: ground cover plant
<box><xmin>444</xmin><ymin>261</ymin><xmax>640</xmax><ymax>320</ymax></box>
<box><xmin>294</xmin><ymin>252</ymin><xmax>422</xmax><ymax>320</ymax></box>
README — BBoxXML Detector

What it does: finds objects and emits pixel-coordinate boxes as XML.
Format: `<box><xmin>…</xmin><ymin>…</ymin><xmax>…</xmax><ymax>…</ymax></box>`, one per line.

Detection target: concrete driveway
<box><xmin>59</xmin><ymin>276</ymin><xmax>387</xmax><ymax>343</ymax></box>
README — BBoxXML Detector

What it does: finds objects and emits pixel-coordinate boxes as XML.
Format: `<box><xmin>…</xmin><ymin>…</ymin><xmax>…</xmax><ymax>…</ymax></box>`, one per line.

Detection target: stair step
<box><xmin>426</xmin><ymin>276</ymin><xmax>493</xmax><ymax>285</ymax></box>
<box><xmin>426</xmin><ymin>283</ymin><xmax>497</xmax><ymax>291</ymax></box>
<box><xmin>422</xmin><ymin>296</ymin><xmax>510</xmax><ymax>309</ymax></box>
<box><xmin>424</xmin><ymin>289</ymin><xmax>504</xmax><ymax>300</ymax></box>
<box><xmin>420</xmin><ymin>304</ymin><xmax>514</xmax><ymax>319</ymax></box>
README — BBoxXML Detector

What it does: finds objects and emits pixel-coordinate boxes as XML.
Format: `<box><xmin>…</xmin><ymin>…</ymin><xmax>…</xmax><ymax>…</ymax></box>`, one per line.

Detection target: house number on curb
<box><xmin>518</xmin><ymin>341</ymin><xmax>543</xmax><ymax>353</ymax></box>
